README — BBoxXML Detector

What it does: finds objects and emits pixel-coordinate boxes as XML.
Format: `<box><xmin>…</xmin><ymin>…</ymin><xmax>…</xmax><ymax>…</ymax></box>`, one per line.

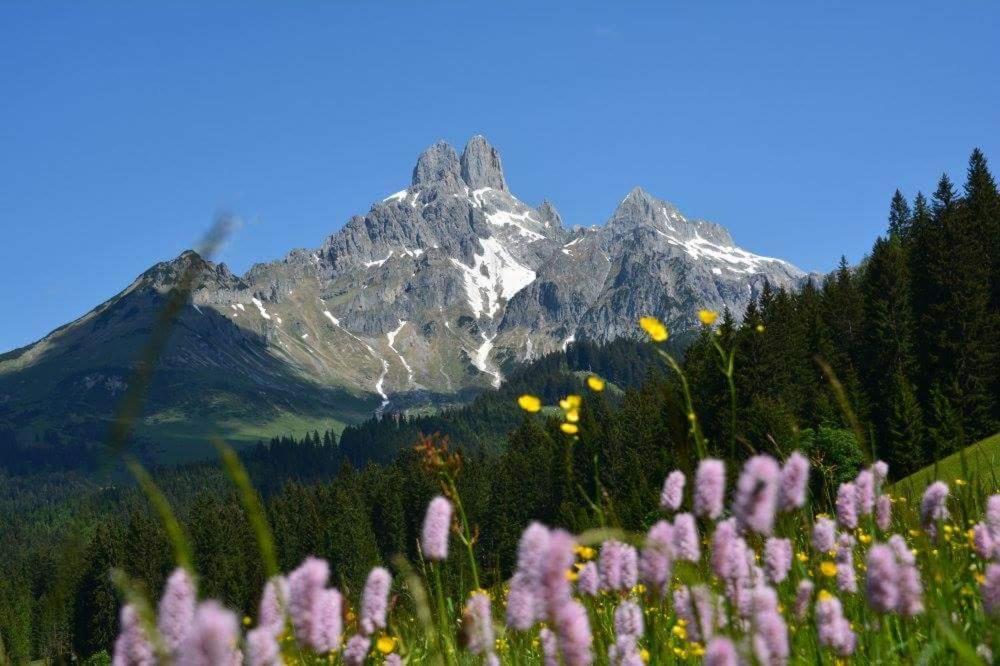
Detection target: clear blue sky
<box><xmin>2</xmin><ymin>2</ymin><xmax>998</xmax><ymax>352</ymax></box>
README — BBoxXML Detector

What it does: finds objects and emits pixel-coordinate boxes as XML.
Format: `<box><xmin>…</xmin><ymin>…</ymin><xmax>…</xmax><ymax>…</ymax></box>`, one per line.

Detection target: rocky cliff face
<box><xmin>0</xmin><ymin>136</ymin><xmax>810</xmax><ymax>446</ymax></box>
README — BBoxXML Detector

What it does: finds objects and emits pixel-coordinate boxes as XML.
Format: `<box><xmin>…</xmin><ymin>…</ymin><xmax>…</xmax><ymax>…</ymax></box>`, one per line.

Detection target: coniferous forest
<box><xmin>0</xmin><ymin>151</ymin><xmax>998</xmax><ymax>662</ymax></box>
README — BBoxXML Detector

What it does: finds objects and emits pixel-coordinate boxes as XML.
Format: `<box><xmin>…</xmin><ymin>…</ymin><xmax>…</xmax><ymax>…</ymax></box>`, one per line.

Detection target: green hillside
<box><xmin>894</xmin><ymin>431</ymin><xmax>1000</xmax><ymax>495</ymax></box>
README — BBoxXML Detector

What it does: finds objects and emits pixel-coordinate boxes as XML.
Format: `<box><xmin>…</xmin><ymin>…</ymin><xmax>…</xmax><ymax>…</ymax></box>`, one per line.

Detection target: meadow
<box><xmin>103</xmin><ymin>315</ymin><xmax>1000</xmax><ymax>666</ymax></box>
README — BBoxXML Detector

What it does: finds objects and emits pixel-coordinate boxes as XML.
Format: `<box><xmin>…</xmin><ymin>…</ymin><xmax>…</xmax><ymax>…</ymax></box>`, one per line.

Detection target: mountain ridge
<box><xmin>0</xmin><ymin>135</ymin><xmax>813</xmax><ymax>455</ymax></box>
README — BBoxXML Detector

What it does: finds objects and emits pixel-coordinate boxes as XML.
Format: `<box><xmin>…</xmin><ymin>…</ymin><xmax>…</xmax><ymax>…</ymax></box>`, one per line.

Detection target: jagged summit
<box><xmin>411</xmin><ymin>140</ymin><xmax>463</xmax><ymax>189</ymax></box>
<box><xmin>460</xmin><ymin>135</ymin><xmax>508</xmax><ymax>192</ymax></box>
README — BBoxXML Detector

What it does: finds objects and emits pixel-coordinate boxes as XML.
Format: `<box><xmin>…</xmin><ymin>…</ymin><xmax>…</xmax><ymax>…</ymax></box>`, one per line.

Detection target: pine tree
<box><xmin>888</xmin><ymin>189</ymin><xmax>912</xmax><ymax>239</ymax></box>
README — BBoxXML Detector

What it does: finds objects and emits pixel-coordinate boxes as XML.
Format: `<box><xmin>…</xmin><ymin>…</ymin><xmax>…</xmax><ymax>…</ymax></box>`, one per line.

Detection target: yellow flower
<box><xmin>565</xmin><ymin>409</ymin><xmax>580</xmax><ymax>423</ymax></box>
<box><xmin>518</xmin><ymin>394</ymin><xmax>542</xmax><ymax>413</ymax></box>
<box><xmin>376</xmin><ymin>636</ymin><xmax>397</xmax><ymax>654</ymax></box>
<box><xmin>565</xmin><ymin>569</ymin><xmax>579</xmax><ymax>582</ymax></box>
<box><xmin>817</xmin><ymin>589</ymin><xmax>833</xmax><ymax>602</ymax></box>
<box><xmin>796</xmin><ymin>552</ymin><xmax>809</xmax><ymax>563</ymax></box>
<box><xmin>586</xmin><ymin>375</ymin><xmax>606</xmax><ymax>392</ymax></box>
<box><xmin>954</xmin><ymin>478</ymin><xmax>967</xmax><ymax>486</ymax></box>
<box><xmin>559</xmin><ymin>395</ymin><xmax>582</xmax><ymax>410</ymax></box>
<box><xmin>690</xmin><ymin>643</ymin><xmax>705</xmax><ymax>657</ymax></box>
<box><xmin>697</xmin><ymin>309</ymin><xmax>719</xmax><ymax>325</ymax></box>
<box><xmin>242</xmin><ymin>616</ymin><xmax>252</xmax><ymax>627</ymax></box>
<box><xmin>755</xmin><ymin>323</ymin><xmax>765</xmax><ymax>333</ymax></box>
<box><xmin>560</xmin><ymin>422</ymin><xmax>579</xmax><ymax>435</ymax></box>
<box><xmin>574</xmin><ymin>545</ymin><xmax>596</xmax><ymax>560</ymax></box>
<box><xmin>640</xmin><ymin>648</ymin><xmax>651</xmax><ymax>663</ymax></box>
<box><xmin>908</xmin><ymin>529</ymin><xmax>921</xmax><ymax>537</ymax></box>
<box><xmin>858</xmin><ymin>533</ymin><xmax>872</xmax><ymax>544</ymax></box>
<box><xmin>671</xmin><ymin>624</ymin><xmax>687</xmax><ymax>640</ymax></box>
<box><xmin>639</xmin><ymin>316</ymin><xmax>669</xmax><ymax>342</ymax></box>
<box><xmin>820</xmin><ymin>561</ymin><xmax>838</xmax><ymax>577</ymax></box>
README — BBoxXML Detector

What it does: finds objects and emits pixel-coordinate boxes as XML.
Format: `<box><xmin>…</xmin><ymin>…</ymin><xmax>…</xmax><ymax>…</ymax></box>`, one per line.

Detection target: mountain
<box><xmin>0</xmin><ymin>136</ymin><xmax>809</xmax><ymax>459</ymax></box>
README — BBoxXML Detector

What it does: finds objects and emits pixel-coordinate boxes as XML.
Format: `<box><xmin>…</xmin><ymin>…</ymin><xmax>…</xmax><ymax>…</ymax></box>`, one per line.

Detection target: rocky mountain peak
<box><xmin>460</xmin><ymin>135</ymin><xmax>508</xmax><ymax>192</ymax></box>
<box><xmin>537</xmin><ymin>199</ymin><xmax>563</xmax><ymax>228</ymax></box>
<box><xmin>411</xmin><ymin>140</ymin><xmax>463</xmax><ymax>189</ymax></box>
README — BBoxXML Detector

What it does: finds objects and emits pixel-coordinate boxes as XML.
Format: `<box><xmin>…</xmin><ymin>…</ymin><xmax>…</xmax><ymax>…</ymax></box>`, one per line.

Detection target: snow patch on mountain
<box><xmin>450</xmin><ymin>237</ymin><xmax>536</xmax><ymax>319</ymax></box>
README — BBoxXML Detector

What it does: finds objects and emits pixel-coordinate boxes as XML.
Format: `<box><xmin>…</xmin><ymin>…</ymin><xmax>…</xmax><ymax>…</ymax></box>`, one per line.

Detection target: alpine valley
<box><xmin>0</xmin><ymin>136</ymin><xmax>813</xmax><ymax>459</ymax></box>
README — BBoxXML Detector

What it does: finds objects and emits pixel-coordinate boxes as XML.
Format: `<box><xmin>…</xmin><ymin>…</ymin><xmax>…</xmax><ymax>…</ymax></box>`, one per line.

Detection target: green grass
<box><xmin>894</xmin><ymin>431</ymin><xmax>1000</xmax><ymax>496</ymax></box>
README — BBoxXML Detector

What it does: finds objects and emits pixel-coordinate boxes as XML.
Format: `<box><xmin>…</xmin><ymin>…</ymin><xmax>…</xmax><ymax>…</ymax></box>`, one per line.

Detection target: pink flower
<box><xmin>540</xmin><ymin>627</ymin><xmax>559</xmax><ymax>666</ymax></box>
<box><xmin>865</xmin><ymin>545</ymin><xmax>900</xmax><ymax>613</ymax></box>
<box><xmin>705</xmin><ymin>637</ymin><xmax>738</xmax><ymax>666</ymax></box>
<box><xmin>920</xmin><ymin>482</ymin><xmax>949</xmax><ymax>539</ymax></box>
<box><xmin>638</xmin><ymin>521</ymin><xmax>673</xmax><ymax>595</ymax></box>
<box><xmin>764</xmin><ymin>537</ymin><xmax>792</xmax><ymax>583</ymax></box>
<box><xmin>973</xmin><ymin>523</ymin><xmax>996</xmax><ymax>559</ymax></box>
<box><xmin>422</xmin><ymin>496</ymin><xmax>453</xmax><ymax>560</ymax></box>
<box><xmin>506</xmin><ymin>573</ymin><xmax>538</xmax><ymax>630</ymax></box>
<box><xmin>599</xmin><ymin>539</ymin><xmax>637</xmax><ymax>592</ymax></box>
<box><xmin>246</xmin><ymin>627</ymin><xmax>281</xmax><ymax>666</ymax></box>
<box><xmin>876</xmin><ymin>494</ymin><xmax>892</xmax><ymax>531</ymax></box>
<box><xmin>835</xmin><ymin>534</ymin><xmax>857</xmax><ymax>593</ymax></box>
<box><xmin>812</xmin><ymin>516</ymin><xmax>836</xmax><ymax>553</ymax></box>
<box><xmin>541</xmin><ymin>530</ymin><xmax>578</xmax><ymax>613</ymax></box>
<box><xmin>672</xmin><ymin>513</ymin><xmax>700</xmax><ymax>562</ymax></box>
<box><xmin>816</xmin><ymin>594</ymin><xmax>856</xmax><ymax>656</ymax></box>
<box><xmin>794</xmin><ymin>579</ymin><xmax>814</xmax><ymax>621</ymax></box>
<box><xmin>157</xmin><ymin>568</ymin><xmax>195</xmax><ymax>658</ymax></box>
<box><xmin>177</xmin><ymin>601</ymin><xmax>242</xmax><ymax>666</ymax></box>
<box><xmin>752</xmin><ymin>608</ymin><xmax>788</xmax><ymax>666</ymax></box>
<box><xmin>462</xmin><ymin>591</ymin><xmax>495</xmax><ymax>656</ymax></box>
<box><xmin>257</xmin><ymin>576</ymin><xmax>288</xmax><ymax>636</ymax></box>
<box><xmin>896</xmin><ymin>560</ymin><xmax>924</xmax><ymax>617</ymax></box>
<box><xmin>613</xmin><ymin>600</ymin><xmax>644</xmax><ymax>643</ymax></box>
<box><xmin>673</xmin><ymin>586</ymin><xmax>699</xmax><ymax>642</ymax></box>
<box><xmin>288</xmin><ymin>557</ymin><xmax>329</xmax><ymax>648</ymax></box>
<box><xmin>836</xmin><ymin>482</ymin><xmax>858</xmax><ymax>529</ymax></box>
<box><xmin>552</xmin><ymin>599</ymin><xmax>593</xmax><ymax>666</ymax></box>
<box><xmin>872</xmin><ymin>460</ymin><xmax>889</xmax><ymax>485</ymax></box>
<box><xmin>578</xmin><ymin>561</ymin><xmax>600</xmax><ymax>596</ymax></box>
<box><xmin>987</xmin><ymin>495</ymin><xmax>1000</xmax><ymax>533</ymax></box>
<box><xmin>310</xmin><ymin>588</ymin><xmax>343</xmax><ymax>653</ymax></box>
<box><xmin>112</xmin><ymin>604</ymin><xmax>154</xmax><ymax>666</ymax></box>
<box><xmin>778</xmin><ymin>451</ymin><xmax>810</xmax><ymax>511</ymax></box>
<box><xmin>660</xmin><ymin>470</ymin><xmax>686</xmax><ymax>511</ymax></box>
<box><xmin>694</xmin><ymin>459</ymin><xmax>726</xmax><ymax>519</ymax></box>
<box><xmin>343</xmin><ymin>634</ymin><xmax>370</xmax><ymax>666</ymax></box>
<box><xmin>855</xmin><ymin>470</ymin><xmax>875</xmax><ymax>515</ymax></box>
<box><xmin>360</xmin><ymin>567</ymin><xmax>391</xmax><ymax>635</ymax></box>
<box><xmin>983</xmin><ymin>563</ymin><xmax>1000</xmax><ymax>616</ymax></box>
<box><xmin>734</xmin><ymin>455</ymin><xmax>781</xmax><ymax>535</ymax></box>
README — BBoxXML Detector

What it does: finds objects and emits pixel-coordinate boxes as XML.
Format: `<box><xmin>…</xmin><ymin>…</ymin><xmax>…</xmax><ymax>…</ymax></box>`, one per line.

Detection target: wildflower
<box><xmin>565</xmin><ymin>409</ymin><xmax>580</xmax><ymax>423</ymax></box>
<box><xmin>778</xmin><ymin>451</ymin><xmax>810</xmax><ymax>511</ymax></box>
<box><xmin>836</xmin><ymin>482</ymin><xmax>858</xmax><ymax>530</ymax></box>
<box><xmin>560</xmin><ymin>395</ymin><xmax>582</xmax><ymax>410</ymax></box>
<box><xmin>539</xmin><ymin>627</ymin><xmax>559</xmax><ymax>666</ymax></box>
<box><xmin>733</xmin><ymin>455</ymin><xmax>781</xmax><ymax>535</ymax></box>
<box><xmin>672</xmin><ymin>513</ymin><xmax>700</xmax><ymax>562</ymax></box>
<box><xmin>639</xmin><ymin>520</ymin><xmax>673</xmax><ymax>595</ymax></box>
<box><xmin>112</xmin><ymin>604</ymin><xmax>155</xmax><ymax>666</ymax></box>
<box><xmin>694</xmin><ymin>458</ymin><xmax>726</xmax><ymax>519</ymax></box>
<box><xmin>794</xmin><ymin>579</ymin><xmax>814</xmax><ymax>621</ymax></box>
<box><xmin>876</xmin><ymin>494</ymin><xmax>892</xmax><ymax>531</ymax></box>
<box><xmin>855</xmin><ymin>470</ymin><xmax>875</xmax><ymax>515</ymax></box>
<box><xmin>506</xmin><ymin>522</ymin><xmax>551</xmax><ymax>629</ymax></box>
<box><xmin>343</xmin><ymin>634</ymin><xmax>370</xmax><ymax>666</ymax></box>
<box><xmin>506</xmin><ymin>573</ymin><xmax>538</xmax><ymax>630</ymax></box>
<box><xmin>157</xmin><ymin>567</ymin><xmax>196</xmax><ymax>658</ymax></box>
<box><xmin>865</xmin><ymin>545</ymin><xmax>900</xmax><ymax>613</ymax></box>
<box><xmin>816</xmin><ymin>593</ymin><xmax>856</xmax><ymax>656</ymax></box>
<box><xmin>518</xmin><ymin>394</ymin><xmax>542</xmax><ymax>412</ymax></box>
<box><xmin>560</xmin><ymin>423</ymin><xmax>579</xmax><ymax>435</ymax></box>
<box><xmin>360</xmin><ymin>567</ymin><xmax>391</xmax><ymax>635</ymax></box>
<box><xmin>288</xmin><ymin>557</ymin><xmax>329</xmax><ymax>647</ymax></box>
<box><xmin>704</xmin><ymin>637</ymin><xmax>738</xmax><ymax>666</ymax></box>
<box><xmin>752</xmin><ymin>608</ymin><xmax>789</xmax><ymax>666</ymax></box>
<box><xmin>462</xmin><ymin>592</ymin><xmax>496</xmax><ymax>658</ymax></box>
<box><xmin>920</xmin><ymin>482</ymin><xmax>950</xmax><ymax>539</ymax></box>
<box><xmin>376</xmin><ymin>635</ymin><xmax>397</xmax><ymax>654</ymax></box>
<box><xmin>613</xmin><ymin>600</ymin><xmax>644</xmax><ymax>643</ymax></box>
<box><xmin>552</xmin><ymin>599</ymin><xmax>594</xmax><ymax>666</ymax></box>
<box><xmin>312</xmin><ymin>588</ymin><xmax>344</xmax><ymax>653</ymax></box>
<box><xmin>542</xmin><ymin>530</ymin><xmax>579</xmax><ymax>613</ymax></box>
<box><xmin>600</xmin><ymin>539</ymin><xmax>638</xmax><ymax>592</ymax></box>
<box><xmin>710</xmin><ymin>518</ymin><xmax>739</xmax><ymax>579</ymax></box>
<box><xmin>639</xmin><ymin>316</ymin><xmax>668</xmax><ymax>342</ymax></box>
<box><xmin>255</xmin><ymin>576</ymin><xmax>288</xmax><ymax>637</ymax></box>
<box><xmin>872</xmin><ymin>460</ymin><xmax>889</xmax><ymax>485</ymax></box>
<box><xmin>577</xmin><ymin>561</ymin><xmax>600</xmax><ymax>596</ymax></box>
<box><xmin>691</xmin><ymin>585</ymin><xmax>719</xmax><ymax>642</ymax></box>
<box><xmin>764</xmin><ymin>537</ymin><xmax>792</xmax><ymax>583</ymax></box>
<box><xmin>987</xmin><ymin>495</ymin><xmax>1000</xmax><ymax>533</ymax></box>
<box><xmin>177</xmin><ymin>601</ymin><xmax>242</xmax><ymax>666</ymax></box>
<box><xmin>673</xmin><ymin>587</ymin><xmax>699</xmax><ymax>642</ymax></box>
<box><xmin>660</xmin><ymin>470</ymin><xmax>685</xmax><ymax>511</ymax></box>
<box><xmin>835</xmin><ymin>535</ymin><xmax>857</xmax><ymax>593</ymax></box>
<box><xmin>973</xmin><ymin>523</ymin><xmax>996</xmax><ymax>559</ymax></box>
<box><xmin>983</xmin><ymin>564</ymin><xmax>1000</xmax><ymax>616</ymax></box>
<box><xmin>421</xmin><ymin>496</ymin><xmax>453</xmax><ymax>561</ymax></box>
<box><xmin>820</xmin><ymin>561</ymin><xmax>838</xmax><ymax>577</ymax></box>
<box><xmin>586</xmin><ymin>375</ymin><xmax>605</xmax><ymax>391</ymax></box>
<box><xmin>246</xmin><ymin>626</ymin><xmax>281</xmax><ymax>666</ymax></box>
<box><xmin>698</xmin><ymin>309</ymin><xmax>719</xmax><ymax>325</ymax></box>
